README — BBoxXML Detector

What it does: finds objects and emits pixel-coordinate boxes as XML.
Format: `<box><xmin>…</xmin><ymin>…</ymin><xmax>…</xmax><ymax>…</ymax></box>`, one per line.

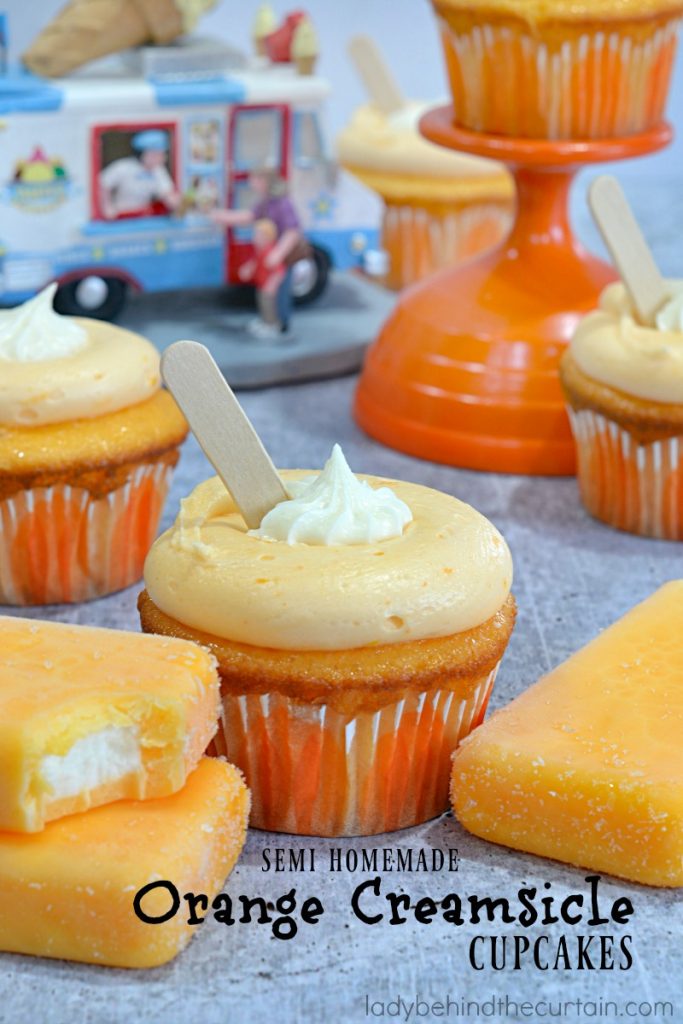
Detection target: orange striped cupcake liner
<box><xmin>0</xmin><ymin>459</ymin><xmax>175</xmax><ymax>605</ymax></box>
<box><xmin>211</xmin><ymin>665</ymin><xmax>499</xmax><ymax>837</ymax></box>
<box><xmin>569</xmin><ymin>409</ymin><xmax>683</xmax><ymax>540</ymax></box>
<box><xmin>381</xmin><ymin>199</ymin><xmax>512</xmax><ymax>289</ymax></box>
<box><xmin>436</xmin><ymin>12</ymin><xmax>680</xmax><ymax>138</ymax></box>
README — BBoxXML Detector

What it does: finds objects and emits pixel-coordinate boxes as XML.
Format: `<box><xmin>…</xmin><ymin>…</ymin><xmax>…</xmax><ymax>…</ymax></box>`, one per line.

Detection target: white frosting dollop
<box><xmin>252</xmin><ymin>444</ymin><xmax>413</xmax><ymax>545</ymax></box>
<box><xmin>0</xmin><ymin>283</ymin><xmax>87</xmax><ymax>362</ymax></box>
<box><xmin>656</xmin><ymin>287</ymin><xmax>683</xmax><ymax>332</ymax></box>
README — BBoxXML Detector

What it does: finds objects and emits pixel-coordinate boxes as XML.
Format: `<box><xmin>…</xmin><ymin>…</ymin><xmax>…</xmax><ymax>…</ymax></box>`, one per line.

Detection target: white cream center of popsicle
<box><xmin>40</xmin><ymin>726</ymin><xmax>142</xmax><ymax>801</ymax></box>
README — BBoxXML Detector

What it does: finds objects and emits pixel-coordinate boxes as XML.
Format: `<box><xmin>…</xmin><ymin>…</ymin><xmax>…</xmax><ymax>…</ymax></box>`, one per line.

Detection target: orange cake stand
<box><xmin>355</xmin><ymin>109</ymin><xmax>672</xmax><ymax>475</ymax></box>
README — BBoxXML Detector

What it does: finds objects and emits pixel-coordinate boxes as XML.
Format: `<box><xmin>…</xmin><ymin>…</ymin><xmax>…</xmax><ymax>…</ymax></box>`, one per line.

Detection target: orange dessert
<box><xmin>0</xmin><ymin>615</ymin><xmax>221</xmax><ymax>832</ymax></box>
<box><xmin>139</xmin><ymin>445</ymin><xmax>515</xmax><ymax>837</ymax></box>
<box><xmin>432</xmin><ymin>0</ymin><xmax>683</xmax><ymax>138</ymax></box>
<box><xmin>337</xmin><ymin>100</ymin><xmax>514</xmax><ymax>289</ymax></box>
<box><xmin>0</xmin><ymin>757</ymin><xmax>250</xmax><ymax>968</ymax></box>
<box><xmin>561</xmin><ymin>280</ymin><xmax>683</xmax><ymax>539</ymax></box>
<box><xmin>451</xmin><ymin>582</ymin><xmax>683</xmax><ymax>887</ymax></box>
<box><xmin>0</xmin><ymin>285</ymin><xmax>187</xmax><ymax>604</ymax></box>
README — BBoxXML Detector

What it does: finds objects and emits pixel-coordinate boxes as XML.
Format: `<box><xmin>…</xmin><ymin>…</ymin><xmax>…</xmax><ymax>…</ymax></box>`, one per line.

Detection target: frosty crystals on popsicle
<box><xmin>0</xmin><ymin>758</ymin><xmax>249</xmax><ymax>968</ymax></box>
<box><xmin>451</xmin><ymin>582</ymin><xmax>683</xmax><ymax>887</ymax></box>
<box><xmin>0</xmin><ymin>615</ymin><xmax>220</xmax><ymax>832</ymax></box>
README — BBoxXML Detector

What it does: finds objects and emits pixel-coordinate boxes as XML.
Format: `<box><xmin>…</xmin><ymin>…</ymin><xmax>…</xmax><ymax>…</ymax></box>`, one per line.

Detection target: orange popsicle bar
<box><xmin>451</xmin><ymin>582</ymin><xmax>683</xmax><ymax>887</ymax></box>
<box><xmin>0</xmin><ymin>616</ymin><xmax>220</xmax><ymax>832</ymax></box>
<box><xmin>0</xmin><ymin>757</ymin><xmax>249</xmax><ymax>968</ymax></box>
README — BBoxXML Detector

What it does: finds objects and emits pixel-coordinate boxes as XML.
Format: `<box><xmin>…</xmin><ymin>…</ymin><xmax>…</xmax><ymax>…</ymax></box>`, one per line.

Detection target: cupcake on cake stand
<box><xmin>337</xmin><ymin>36</ymin><xmax>514</xmax><ymax>292</ymax></box>
<box><xmin>355</xmin><ymin>0</ymin><xmax>679</xmax><ymax>475</ymax></box>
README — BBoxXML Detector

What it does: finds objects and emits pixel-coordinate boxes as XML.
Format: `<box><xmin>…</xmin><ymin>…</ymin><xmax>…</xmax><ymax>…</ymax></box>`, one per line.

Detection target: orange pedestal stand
<box><xmin>355</xmin><ymin>109</ymin><xmax>672</xmax><ymax>475</ymax></box>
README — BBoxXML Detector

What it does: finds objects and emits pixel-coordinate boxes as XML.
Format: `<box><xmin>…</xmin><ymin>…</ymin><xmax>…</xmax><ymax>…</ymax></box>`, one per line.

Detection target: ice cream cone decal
<box><xmin>292</xmin><ymin>16</ymin><xmax>319</xmax><ymax>75</ymax></box>
<box><xmin>252</xmin><ymin>4</ymin><xmax>277</xmax><ymax>57</ymax></box>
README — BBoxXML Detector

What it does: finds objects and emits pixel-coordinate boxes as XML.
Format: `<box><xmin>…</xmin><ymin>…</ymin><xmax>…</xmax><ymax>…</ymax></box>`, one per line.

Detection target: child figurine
<box><xmin>210</xmin><ymin>169</ymin><xmax>304</xmax><ymax>335</ymax></box>
<box><xmin>239</xmin><ymin>218</ymin><xmax>286</xmax><ymax>340</ymax></box>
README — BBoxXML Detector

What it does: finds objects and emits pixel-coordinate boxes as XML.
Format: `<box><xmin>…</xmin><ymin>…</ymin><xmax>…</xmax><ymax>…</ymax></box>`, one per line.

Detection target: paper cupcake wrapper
<box><xmin>382</xmin><ymin>200</ymin><xmax>511</xmax><ymax>289</ymax></box>
<box><xmin>569</xmin><ymin>409</ymin><xmax>683</xmax><ymax>540</ymax></box>
<box><xmin>0</xmin><ymin>460</ymin><xmax>175</xmax><ymax>605</ymax></box>
<box><xmin>437</xmin><ymin>15</ymin><xmax>680</xmax><ymax>138</ymax></box>
<box><xmin>211</xmin><ymin>665</ymin><xmax>498</xmax><ymax>837</ymax></box>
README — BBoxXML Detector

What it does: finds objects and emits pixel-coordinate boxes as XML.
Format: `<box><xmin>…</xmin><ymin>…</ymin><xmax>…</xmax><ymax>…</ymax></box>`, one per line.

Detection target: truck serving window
<box><xmin>93</xmin><ymin>123</ymin><xmax>178</xmax><ymax>222</ymax></box>
<box><xmin>228</xmin><ymin>105</ymin><xmax>288</xmax><ymax>242</ymax></box>
<box><xmin>294</xmin><ymin>111</ymin><xmax>325</xmax><ymax>169</ymax></box>
<box><xmin>232</xmin><ymin>108</ymin><xmax>283</xmax><ymax>172</ymax></box>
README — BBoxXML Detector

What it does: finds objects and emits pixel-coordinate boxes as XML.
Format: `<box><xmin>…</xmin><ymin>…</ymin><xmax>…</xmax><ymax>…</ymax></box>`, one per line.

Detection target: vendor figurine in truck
<box><xmin>211</xmin><ymin>168</ymin><xmax>307</xmax><ymax>338</ymax></box>
<box><xmin>99</xmin><ymin>129</ymin><xmax>181</xmax><ymax>220</ymax></box>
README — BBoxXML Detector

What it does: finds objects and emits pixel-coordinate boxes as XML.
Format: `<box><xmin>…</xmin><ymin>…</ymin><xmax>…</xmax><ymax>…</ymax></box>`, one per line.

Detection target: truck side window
<box><xmin>294</xmin><ymin>111</ymin><xmax>324</xmax><ymax>169</ymax></box>
<box><xmin>94</xmin><ymin>124</ymin><xmax>178</xmax><ymax>222</ymax></box>
<box><xmin>233</xmin><ymin>108</ymin><xmax>283</xmax><ymax>171</ymax></box>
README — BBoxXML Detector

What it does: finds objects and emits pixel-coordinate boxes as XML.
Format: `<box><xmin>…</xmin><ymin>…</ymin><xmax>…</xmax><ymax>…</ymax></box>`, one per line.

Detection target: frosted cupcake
<box><xmin>0</xmin><ymin>285</ymin><xmax>187</xmax><ymax>605</ymax></box>
<box><xmin>560</xmin><ymin>281</ymin><xmax>683</xmax><ymax>539</ymax></box>
<box><xmin>139</xmin><ymin>445</ymin><xmax>515</xmax><ymax>837</ymax></box>
<box><xmin>432</xmin><ymin>0</ymin><xmax>683</xmax><ymax>138</ymax></box>
<box><xmin>337</xmin><ymin>101</ymin><xmax>514</xmax><ymax>290</ymax></box>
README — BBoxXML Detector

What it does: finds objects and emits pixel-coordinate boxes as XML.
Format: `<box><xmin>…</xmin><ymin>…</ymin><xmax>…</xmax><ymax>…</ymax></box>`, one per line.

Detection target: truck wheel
<box><xmin>291</xmin><ymin>245</ymin><xmax>330</xmax><ymax>306</ymax></box>
<box><xmin>54</xmin><ymin>276</ymin><xmax>128</xmax><ymax>321</ymax></box>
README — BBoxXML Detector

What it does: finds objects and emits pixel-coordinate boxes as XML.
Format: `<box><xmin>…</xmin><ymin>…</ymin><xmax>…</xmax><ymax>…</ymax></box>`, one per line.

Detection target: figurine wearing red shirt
<box><xmin>238</xmin><ymin>218</ymin><xmax>286</xmax><ymax>335</ymax></box>
<box><xmin>211</xmin><ymin>169</ymin><xmax>303</xmax><ymax>340</ymax></box>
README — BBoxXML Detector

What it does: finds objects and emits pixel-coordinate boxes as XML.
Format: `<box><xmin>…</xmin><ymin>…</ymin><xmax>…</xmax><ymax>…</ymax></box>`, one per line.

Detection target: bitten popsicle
<box><xmin>451</xmin><ymin>582</ymin><xmax>683</xmax><ymax>887</ymax></box>
<box><xmin>0</xmin><ymin>616</ymin><xmax>220</xmax><ymax>832</ymax></box>
<box><xmin>0</xmin><ymin>757</ymin><xmax>249</xmax><ymax>968</ymax></box>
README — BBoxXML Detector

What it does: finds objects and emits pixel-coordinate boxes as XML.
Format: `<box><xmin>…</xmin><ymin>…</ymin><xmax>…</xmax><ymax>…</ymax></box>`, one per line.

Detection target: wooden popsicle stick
<box><xmin>161</xmin><ymin>340</ymin><xmax>288</xmax><ymax>529</ymax></box>
<box><xmin>588</xmin><ymin>175</ymin><xmax>669</xmax><ymax>326</ymax></box>
<box><xmin>348</xmin><ymin>35</ymin><xmax>404</xmax><ymax>115</ymax></box>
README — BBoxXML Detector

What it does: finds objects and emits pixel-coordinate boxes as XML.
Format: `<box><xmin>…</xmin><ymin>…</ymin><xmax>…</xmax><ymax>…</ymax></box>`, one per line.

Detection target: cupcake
<box><xmin>139</xmin><ymin>444</ymin><xmax>515</xmax><ymax>837</ymax></box>
<box><xmin>337</xmin><ymin>101</ymin><xmax>514</xmax><ymax>290</ymax></box>
<box><xmin>560</xmin><ymin>280</ymin><xmax>683</xmax><ymax>539</ymax></box>
<box><xmin>0</xmin><ymin>285</ymin><xmax>187</xmax><ymax>605</ymax></box>
<box><xmin>432</xmin><ymin>0</ymin><xmax>683</xmax><ymax>138</ymax></box>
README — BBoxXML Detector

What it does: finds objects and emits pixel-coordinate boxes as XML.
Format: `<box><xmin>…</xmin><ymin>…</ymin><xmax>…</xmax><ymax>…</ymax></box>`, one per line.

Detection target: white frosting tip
<box><xmin>655</xmin><ymin>290</ymin><xmax>683</xmax><ymax>333</ymax></box>
<box><xmin>251</xmin><ymin>444</ymin><xmax>413</xmax><ymax>546</ymax></box>
<box><xmin>0</xmin><ymin>284</ymin><xmax>88</xmax><ymax>363</ymax></box>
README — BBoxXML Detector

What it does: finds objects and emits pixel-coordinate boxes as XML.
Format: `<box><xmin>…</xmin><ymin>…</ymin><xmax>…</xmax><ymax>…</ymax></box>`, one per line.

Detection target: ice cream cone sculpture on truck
<box><xmin>22</xmin><ymin>0</ymin><xmax>219</xmax><ymax>79</ymax></box>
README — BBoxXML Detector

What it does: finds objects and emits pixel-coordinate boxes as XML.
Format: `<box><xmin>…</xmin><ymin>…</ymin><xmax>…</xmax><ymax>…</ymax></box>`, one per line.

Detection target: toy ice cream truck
<box><xmin>0</xmin><ymin>35</ymin><xmax>379</xmax><ymax>319</ymax></box>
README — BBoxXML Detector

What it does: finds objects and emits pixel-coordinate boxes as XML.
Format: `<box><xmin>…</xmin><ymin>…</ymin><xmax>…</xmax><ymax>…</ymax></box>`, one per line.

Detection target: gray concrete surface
<box><xmin>0</xmin><ymin>178</ymin><xmax>682</xmax><ymax>1024</ymax></box>
<box><xmin>122</xmin><ymin>273</ymin><xmax>395</xmax><ymax>389</ymax></box>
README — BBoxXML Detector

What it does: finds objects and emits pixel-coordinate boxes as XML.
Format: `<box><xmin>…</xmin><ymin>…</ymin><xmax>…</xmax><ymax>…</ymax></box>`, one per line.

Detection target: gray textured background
<box><xmin>0</xmin><ymin>190</ymin><xmax>682</xmax><ymax>1022</ymax></box>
